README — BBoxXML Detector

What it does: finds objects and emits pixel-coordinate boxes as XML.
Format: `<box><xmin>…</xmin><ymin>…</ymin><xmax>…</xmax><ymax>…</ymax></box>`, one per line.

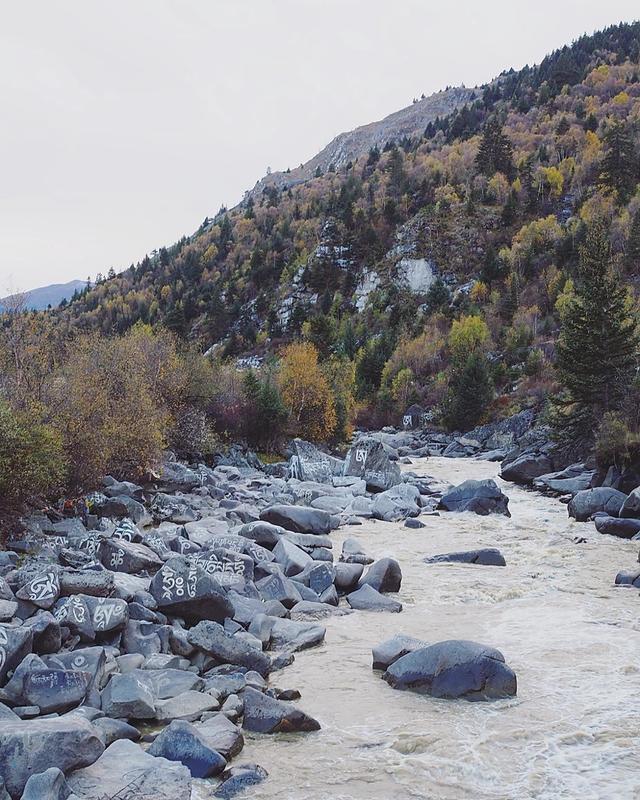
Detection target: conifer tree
<box><xmin>475</xmin><ymin>119</ymin><xmax>514</xmax><ymax>179</ymax></box>
<box><xmin>551</xmin><ymin>223</ymin><xmax>639</xmax><ymax>453</ymax></box>
<box><xmin>627</xmin><ymin>207</ymin><xmax>640</xmax><ymax>270</ymax></box>
<box><xmin>443</xmin><ymin>353</ymin><xmax>493</xmax><ymax>431</ymax></box>
<box><xmin>600</xmin><ymin>121</ymin><xmax>637</xmax><ymax>202</ymax></box>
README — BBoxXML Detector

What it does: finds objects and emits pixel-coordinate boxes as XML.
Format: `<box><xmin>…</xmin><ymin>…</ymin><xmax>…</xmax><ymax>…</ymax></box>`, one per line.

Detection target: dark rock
<box><xmin>439</xmin><ymin>479</ymin><xmax>510</xmax><ymax>517</ymax></box>
<box><xmin>150</xmin><ymin>559</ymin><xmax>233</xmax><ymax>624</ymax></box>
<box><xmin>0</xmin><ymin>715</ymin><xmax>104</xmax><ymax>798</ymax></box>
<box><xmin>260</xmin><ymin>505</ymin><xmax>331</xmax><ymax>535</ymax></box>
<box><xmin>273</xmin><ymin>538</ymin><xmax>312</xmax><ymax>577</ymax></box>
<box><xmin>619</xmin><ymin>487</ymin><xmax>640</xmax><ymax>519</ymax></box>
<box><xmin>424</xmin><ymin>548</ymin><xmax>506</xmax><ymax>566</ymax></box>
<box><xmin>346</xmin><ymin>584</ymin><xmax>402</xmax><ymax>612</ymax></box>
<box><xmin>372</xmin><ymin>484</ymin><xmax>421</xmax><ymax>521</ymax></box>
<box><xmin>187</xmin><ymin>621</ymin><xmax>271</xmax><ymax>677</ymax></box>
<box><xmin>358</xmin><ymin>558</ymin><xmax>402</xmax><ymax>593</ymax></box>
<box><xmin>148</xmin><ymin>719</ymin><xmax>226</xmax><ymax>777</ymax></box>
<box><xmin>255</xmin><ymin>573</ymin><xmax>302</xmax><ymax>609</ymax></box>
<box><xmin>594</xmin><ymin>515</ymin><xmax>640</xmax><ymax>539</ymax></box>
<box><xmin>500</xmin><ymin>452</ymin><xmax>553</xmax><ymax>485</ymax></box>
<box><xmin>196</xmin><ymin>713</ymin><xmax>244</xmax><ymax>759</ymax></box>
<box><xmin>100</xmin><ymin>671</ymin><xmax>156</xmax><ymax>719</ymax></box>
<box><xmin>191</xmin><ymin>549</ymin><xmax>255</xmax><ymax>586</ymax></box>
<box><xmin>567</xmin><ymin>488</ymin><xmax>627</xmax><ymax>522</ymax></box>
<box><xmin>93</xmin><ymin>717</ymin><xmax>141</xmax><ymax>746</ymax></box>
<box><xmin>214</xmin><ymin>763</ymin><xmax>268</xmax><ymax>799</ymax></box>
<box><xmin>155</xmin><ymin>690</ymin><xmax>220</xmax><ymax>722</ymax></box>
<box><xmin>97</xmin><ymin>538</ymin><xmax>162</xmax><ymax>574</ymax></box>
<box><xmin>383</xmin><ymin>639</ymin><xmax>517</xmax><ymax>699</ymax></box>
<box><xmin>16</xmin><ymin>571</ymin><xmax>60</xmax><ymax>609</ymax></box>
<box><xmin>22</xmin><ymin>669</ymin><xmax>92</xmax><ymax>714</ymax></box>
<box><xmin>268</xmin><ymin>617</ymin><xmax>326</xmax><ymax>651</ymax></box>
<box><xmin>289</xmin><ymin>439</ymin><xmax>342</xmax><ymax>483</ymax></box>
<box><xmin>241</xmin><ymin>686</ymin><xmax>320</xmax><ymax>733</ymax></box>
<box><xmin>0</xmin><ymin>624</ymin><xmax>33</xmax><ymax>684</ymax></box>
<box><xmin>533</xmin><ymin>463</ymin><xmax>595</xmax><ymax>495</ymax></box>
<box><xmin>333</xmin><ymin>563</ymin><xmax>364</xmax><ymax>593</ymax></box>
<box><xmin>404</xmin><ymin>518</ymin><xmax>426</xmax><ymax>529</ymax></box>
<box><xmin>52</xmin><ymin>595</ymin><xmax>95</xmax><ymax>640</ymax></box>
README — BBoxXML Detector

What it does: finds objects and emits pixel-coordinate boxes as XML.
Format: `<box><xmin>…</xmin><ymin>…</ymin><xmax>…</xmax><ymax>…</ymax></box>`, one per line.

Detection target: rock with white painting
<box><xmin>16</xmin><ymin>571</ymin><xmax>60</xmax><ymax>610</ymax></box>
<box><xmin>53</xmin><ymin>595</ymin><xmax>96</xmax><ymax>640</ymax></box>
<box><xmin>0</xmin><ymin>625</ymin><xmax>33</xmax><ymax>684</ymax></box>
<box><xmin>97</xmin><ymin>538</ymin><xmax>163</xmax><ymax>575</ymax></box>
<box><xmin>44</xmin><ymin>646</ymin><xmax>108</xmax><ymax>699</ymax></box>
<box><xmin>85</xmin><ymin>596</ymin><xmax>129</xmax><ymax>634</ymax></box>
<box><xmin>191</xmin><ymin>548</ymin><xmax>255</xmax><ymax>586</ymax></box>
<box><xmin>21</xmin><ymin>668</ymin><xmax>93</xmax><ymax>714</ymax></box>
<box><xmin>343</xmin><ymin>437</ymin><xmax>402</xmax><ymax>492</ymax></box>
<box><xmin>149</xmin><ymin>558</ymin><xmax>233</xmax><ymax>624</ymax></box>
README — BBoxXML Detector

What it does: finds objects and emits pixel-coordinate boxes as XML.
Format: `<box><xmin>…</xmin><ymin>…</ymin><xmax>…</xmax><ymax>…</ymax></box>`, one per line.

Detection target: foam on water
<box><xmin>193</xmin><ymin>457</ymin><xmax>640</xmax><ymax>799</ymax></box>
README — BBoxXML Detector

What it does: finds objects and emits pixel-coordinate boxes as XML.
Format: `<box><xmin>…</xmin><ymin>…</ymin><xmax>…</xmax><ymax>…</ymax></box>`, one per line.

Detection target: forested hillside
<box><xmin>2</xmin><ymin>21</ymin><xmax>640</xmax><ymax>501</ymax></box>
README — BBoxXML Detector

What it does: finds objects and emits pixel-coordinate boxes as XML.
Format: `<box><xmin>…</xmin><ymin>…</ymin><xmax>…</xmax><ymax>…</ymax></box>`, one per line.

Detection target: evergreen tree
<box><xmin>443</xmin><ymin>353</ymin><xmax>493</xmax><ymax>431</ymax></box>
<box><xmin>475</xmin><ymin>119</ymin><xmax>514</xmax><ymax>179</ymax></box>
<box><xmin>551</xmin><ymin>223</ymin><xmax>639</xmax><ymax>453</ymax></box>
<box><xmin>628</xmin><ymin>207</ymin><xmax>640</xmax><ymax>270</ymax></box>
<box><xmin>600</xmin><ymin>121</ymin><xmax>637</xmax><ymax>202</ymax></box>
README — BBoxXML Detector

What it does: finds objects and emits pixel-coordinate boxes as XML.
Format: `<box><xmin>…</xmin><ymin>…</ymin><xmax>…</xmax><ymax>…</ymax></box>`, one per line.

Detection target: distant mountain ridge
<box><xmin>250</xmin><ymin>86</ymin><xmax>477</xmax><ymax>197</ymax></box>
<box><xmin>0</xmin><ymin>280</ymin><xmax>86</xmax><ymax>311</ymax></box>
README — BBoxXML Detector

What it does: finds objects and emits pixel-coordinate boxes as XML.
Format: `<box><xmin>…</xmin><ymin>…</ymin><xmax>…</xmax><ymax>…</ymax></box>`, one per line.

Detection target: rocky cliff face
<box><xmin>250</xmin><ymin>86</ymin><xmax>477</xmax><ymax>197</ymax></box>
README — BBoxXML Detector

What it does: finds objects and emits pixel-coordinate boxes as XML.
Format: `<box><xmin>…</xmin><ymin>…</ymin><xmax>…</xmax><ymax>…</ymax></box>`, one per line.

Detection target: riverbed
<box><xmin>203</xmin><ymin>457</ymin><xmax>640</xmax><ymax>800</ymax></box>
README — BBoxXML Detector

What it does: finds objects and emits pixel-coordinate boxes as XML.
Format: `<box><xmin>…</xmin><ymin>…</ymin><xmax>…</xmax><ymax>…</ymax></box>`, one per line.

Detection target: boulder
<box><xmin>255</xmin><ymin>573</ymin><xmax>302</xmax><ymax>608</ymax></box>
<box><xmin>500</xmin><ymin>452</ymin><xmax>553</xmax><ymax>485</ymax></box>
<box><xmin>21</xmin><ymin>669</ymin><xmax>92</xmax><ymax>714</ymax></box>
<box><xmin>241</xmin><ymin>687</ymin><xmax>320</xmax><ymax>733</ymax></box>
<box><xmin>372</xmin><ymin>634</ymin><xmax>428</xmax><ymax>670</ymax></box>
<box><xmin>155</xmin><ymin>690</ymin><xmax>220</xmax><ymax>723</ymax></box>
<box><xmin>424</xmin><ymin>548</ymin><xmax>506</xmax><ymax>566</ymax></box>
<box><xmin>371</xmin><ymin>484</ymin><xmax>421</xmax><ymax>521</ymax></box>
<box><xmin>288</xmin><ymin>439</ymin><xmax>342</xmax><ymax>484</ymax></box>
<box><xmin>214</xmin><ymin>763</ymin><xmax>268</xmax><ymax>799</ymax></box>
<box><xmin>0</xmin><ymin>625</ymin><xmax>33</xmax><ymax>684</ymax></box>
<box><xmin>0</xmin><ymin>715</ymin><xmax>104</xmax><ymax>798</ymax></box>
<box><xmin>15</xmin><ymin>571</ymin><xmax>60</xmax><ymax>610</ymax></box>
<box><xmin>533</xmin><ymin>463</ymin><xmax>596</xmax><ymax>495</ymax></box>
<box><xmin>346</xmin><ymin>584</ymin><xmax>402</xmax><ymax>612</ymax></box>
<box><xmin>196</xmin><ymin>713</ymin><xmax>244</xmax><ymax>759</ymax></box>
<box><xmin>567</xmin><ymin>487</ymin><xmax>627</xmax><ymax>522</ymax></box>
<box><xmin>273</xmin><ymin>538</ymin><xmax>312</xmax><ymax>577</ymax></box>
<box><xmin>148</xmin><ymin>719</ymin><xmax>226</xmax><ymax>777</ymax></box>
<box><xmin>619</xmin><ymin>487</ymin><xmax>640</xmax><ymax>519</ymax></box>
<box><xmin>97</xmin><ymin>538</ymin><xmax>162</xmax><ymax>574</ymax></box>
<box><xmin>259</xmin><ymin>505</ymin><xmax>331</xmax><ymax>535</ymax></box>
<box><xmin>358</xmin><ymin>558</ymin><xmax>402</xmax><ymax>593</ymax></box>
<box><xmin>187</xmin><ymin>621</ymin><xmax>271</xmax><ymax>677</ymax></box>
<box><xmin>92</xmin><ymin>717</ymin><xmax>141</xmax><ymax>746</ymax></box>
<box><xmin>149</xmin><ymin>559</ymin><xmax>233</xmax><ymax>623</ymax></box>
<box><xmin>66</xmin><ymin>738</ymin><xmax>191</xmax><ymax>800</ymax></box>
<box><xmin>438</xmin><ymin>479</ymin><xmax>510</xmax><ymax>517</ymax></box>
<box><xmin>594</xmin><ymin>515</ymin><xmax>640</xmax><ymax>539</ymax></box>
<box><xmin>383</xmin><ymin>639</ymin><xmax>517</xmax><ymax>699</ymax></box>
<box><xmin>268</xmin><ymin>617</ymin><xmax>326</xmax><ymax>651</ymax></box>
<box><xmin>100</xmin><ymin>671</ymin><xmax>156</xmax><ymax>719</ymax></box>
<box><xmin>343</xmin><ymin>437</ymin><xmax>402</xmax><ymax>492</ymax></box>
<box><xmin>333</xmin><ymin>563</ymin><xmax>363</xmax><ymax>593</ymax></box>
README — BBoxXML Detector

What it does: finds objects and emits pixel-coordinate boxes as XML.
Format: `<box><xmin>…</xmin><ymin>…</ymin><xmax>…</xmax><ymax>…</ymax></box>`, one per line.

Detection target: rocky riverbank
<box><xmin>1</xmin><ymin>411</ymin><xmax>640</xmax><ymax>798</ymax></box>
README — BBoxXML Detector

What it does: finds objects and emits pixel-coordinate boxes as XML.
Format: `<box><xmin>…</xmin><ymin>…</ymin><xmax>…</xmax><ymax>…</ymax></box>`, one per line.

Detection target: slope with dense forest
<box><xmin>2</xmin><ymin>21</ymin><xmax>640</xmax><ymax>502</ymax></box>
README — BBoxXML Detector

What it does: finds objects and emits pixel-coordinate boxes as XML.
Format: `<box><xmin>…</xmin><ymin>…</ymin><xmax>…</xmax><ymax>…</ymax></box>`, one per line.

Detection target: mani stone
<box><xmin>97</xmin><ymin>538</ymin><xmax>163</xmax><ymax>574</ymax></box>
<box><xmin>289</xmin><ymin>439</ymin><xmax>340</xmax><ymax>484</ymax></box>
<box><xmin>0</xmin><ymin>625</ymin><xmax>33</xmax><ymax>684</ymax></box>
<box><xmin>191</xmin><ymin>548</ymin><xmax>255</xmax><ymax>586</ymax></box>
<box><xmin>343</xmin><ymin>437</ymin><xmax>402</xmax><ymax>492</ymax></box>
<box><xmin>22</xmin><ymin>668</ymin><xmax>92</xmax><ymax>714</ymax></box>
<box><xmin>149</xmin><ymin>559</ymin><xmax>233</xmax><ymax>623</ymax></box>
<box><xmin>16</xmin><ymin>571</ymin><xmax>60</xmax><ymax>610</ymax></box>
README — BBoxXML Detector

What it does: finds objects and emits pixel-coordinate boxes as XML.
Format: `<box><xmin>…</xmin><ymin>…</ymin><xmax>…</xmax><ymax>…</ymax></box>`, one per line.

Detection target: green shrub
<box><xmin>0</xmin><ymin>401</ymin><xmax>67</xmax><ymax>504</ymax></box>
<box><xmin>594</xmin><ymin>412</ymin><xmax>629</xmax><ymax>469</ymax></box>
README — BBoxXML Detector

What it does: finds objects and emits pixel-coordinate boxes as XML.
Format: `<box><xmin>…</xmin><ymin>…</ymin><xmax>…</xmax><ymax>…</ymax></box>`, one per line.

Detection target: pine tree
<box><xmin>627</xmin><ymin>207</ymin><xmax>640</xmax><ymax>270</ymax></box>
<box><xmin>551</xmin><ymin>223</ymin><xmax>639</xmax><ymax>453</ymax></box>
<box><xmin>475</xmin><ymin>119</ymin><xmax>514</xmax><ymax>179</ymax></box>
<box><xmin>443</xmin><ymin>353</ymin><xmax>493</xmax><ymax>431</ymax></box>
<box><xmin>600</xmin><ymin>121</ymin><xmax>637</xmax><ymax>201</ymax></box>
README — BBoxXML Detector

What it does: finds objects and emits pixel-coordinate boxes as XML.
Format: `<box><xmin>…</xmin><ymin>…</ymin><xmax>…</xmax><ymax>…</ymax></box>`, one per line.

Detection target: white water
<box><xmin>200</xmin><ymin>457</ymin><xmax>640</xmax><ymax>800</ymax></box>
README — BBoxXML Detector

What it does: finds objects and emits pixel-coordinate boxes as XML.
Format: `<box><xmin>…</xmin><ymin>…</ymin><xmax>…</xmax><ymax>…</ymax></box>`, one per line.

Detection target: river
<box><xmin>200</xmin><ymin>457</ymin><xmax>640</xmax><ymax>800</ymax></box>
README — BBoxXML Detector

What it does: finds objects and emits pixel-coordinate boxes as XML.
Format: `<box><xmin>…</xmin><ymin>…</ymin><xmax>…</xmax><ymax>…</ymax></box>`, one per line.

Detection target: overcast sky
<box><xmin>1</xmin><ymin>1</ymin><xmax>638</xmax><ymax>292</ymax></box>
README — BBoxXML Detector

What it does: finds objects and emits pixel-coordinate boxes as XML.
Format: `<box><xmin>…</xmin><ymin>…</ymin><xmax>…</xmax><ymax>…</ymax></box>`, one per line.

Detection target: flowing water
<box><xmin>199</xmin><ymin>457</ymin><xmax>640</xmax><ymax>800</ymax></box>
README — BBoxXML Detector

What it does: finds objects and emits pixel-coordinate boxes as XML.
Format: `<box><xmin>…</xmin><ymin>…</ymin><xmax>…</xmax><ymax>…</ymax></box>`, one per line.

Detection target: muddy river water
<box><xmin>198</xmin><ymin>457</ymin><xmax>640</xmax><ymax>800</ymax></box>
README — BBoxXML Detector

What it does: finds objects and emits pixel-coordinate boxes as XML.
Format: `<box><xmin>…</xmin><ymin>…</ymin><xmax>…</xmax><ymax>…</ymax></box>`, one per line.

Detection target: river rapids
<box><xmin>198</xmin><ymin>456</ymin><xmax>640</xmax><ymax>800</ymax></box>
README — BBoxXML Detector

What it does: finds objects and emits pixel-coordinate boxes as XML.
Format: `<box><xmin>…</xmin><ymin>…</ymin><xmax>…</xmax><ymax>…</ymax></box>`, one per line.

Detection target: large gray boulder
<box><xmin>358</xmin><ymin>558</ymin><xmax>402</xmax><ymax>593</ymax></box>
<box><xmin>500</xmin><ymin>452</ymin><xmax>553</xmax><ymax>485</ymax></box>
<box><xmin>383</xmin><ymin>639</ymin><xmax>517</xmax><ymax>699</ymax></box>
<box><xmin>148</xmin><ymin>719</ymin><xmax>226</xmax><ymax>777</ymax></box>
<box><xmin>273</xmin><ymin>538</ymin><xmax>312</xmax><ymax>577</ymax></box>
<box><xmin>372</xmin><ymin>634</ymin><xmax>428</xmax><ymax>670</ymax></box>
<box><xmin>567</xmin><ymin>487</ymin><xmax>627</xmax><ymax>522</ymax></box>
<box><xmin>424</xmin><ymin>548</ymin><xmax>506</xmax><ymax>566</ymax></box>
<box><xmin>241</xmin><ymin>687</ymin><xmax>320</xmax><ymax>733</ymax></box>
<box><xmin>268</xmin><ymin>617</ymin><xmax>326</xmax><ymax>651</ymax></box>
<box><xmin>288</xmin><ymin>439</ymin><xmax>343</xmax><ymax>483</ymax></box>
<box><xmin>66</xmin><ymin>738</ymin><xmax>191</xmax><ymax>799</ymax></box>
<box><xmin>619</xmin><ymin>487</ymin><xmax>640</xmax><ymax>519</ymax></box>
<box><xmin>196</xmin><ymin>714</ymin><xmax>244</xmax><ymax>759</ymax></box>
<box><xmin>187</xmin><ymin>621</ymin><xmax>271</xmax><ymax>676</ymax></box>
<box><xmin>0</xmin><ymin>625</ymin><xmax>33</xmax><ymax>684</ymax></box>
<box><xmin>346</xmin><ymin>584</ymin><xmax>402</xmax><ymax>612</ymax></box>
<box><xmin>97</xmin><ymin>539</ymin><xmax>162</xmax><ymax>574</ymax></box>
<box><xmin>100</xmin><ymin>671</ymin><xmax>156</xmax><ymax>719</ymax></box>
<box><xmin>343</xmin><ymin>438</ymin><xmax>402</xmax><ymax>492</ymax></box>
<box><xmin>259</xmin><ymin>505</ymin><xmax>331</xmax><ymax>536</ymax></box>
<box><xmin>438</xmin><ymin>479</ymin><xmax>510</xmax><ymax>517</ymax></box>
<box><xmin>533</xmin><ymin>463</ymin><xmax>595</xmax><ymax>495</ymax></box>
<box><xmin>20</xmin><ymin>768</ymin><xmax>71</xmax><ymax>800</ymax></box>
<box><xmin>0</xmin><ymin>715</ymin><xmax>104</xmax><ymax>798</ymax></box>
<box><xmin>149</xmin><ymin>559</ymin><xmax>233</xmax><ymax>623</ymax></box>
<box><xmin>594</xmin><ymin>515</ymin><xmax>640</xmax><ymax>539</ymax></box>
<box><xmin>371</xmin><ymin>484</ymin><xmax>420</xmax><ymax>521</ymax></box>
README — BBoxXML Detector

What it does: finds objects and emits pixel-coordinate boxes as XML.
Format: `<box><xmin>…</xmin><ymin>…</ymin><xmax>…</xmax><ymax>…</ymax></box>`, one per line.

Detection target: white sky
<box><xmin>1</xmin><ymin>0</ymin><xmax>638</xmax><ymax>291</ymax></box>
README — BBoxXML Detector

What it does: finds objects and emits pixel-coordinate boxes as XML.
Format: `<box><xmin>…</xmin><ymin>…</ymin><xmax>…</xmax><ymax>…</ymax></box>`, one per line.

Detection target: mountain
<box><xmin>250</xmin><ymin>85</ymin><xmax>477</xmax><ymax>196</ymax></box>
<box><xmin>0</xmin><ymin>280</ymin><xmax>86</xmax><ymax>312</ymax></box>
<box><xmin>42</xmin><ymin>21</ymin><xmax>640</xmax><ymax>430</ymax></box>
